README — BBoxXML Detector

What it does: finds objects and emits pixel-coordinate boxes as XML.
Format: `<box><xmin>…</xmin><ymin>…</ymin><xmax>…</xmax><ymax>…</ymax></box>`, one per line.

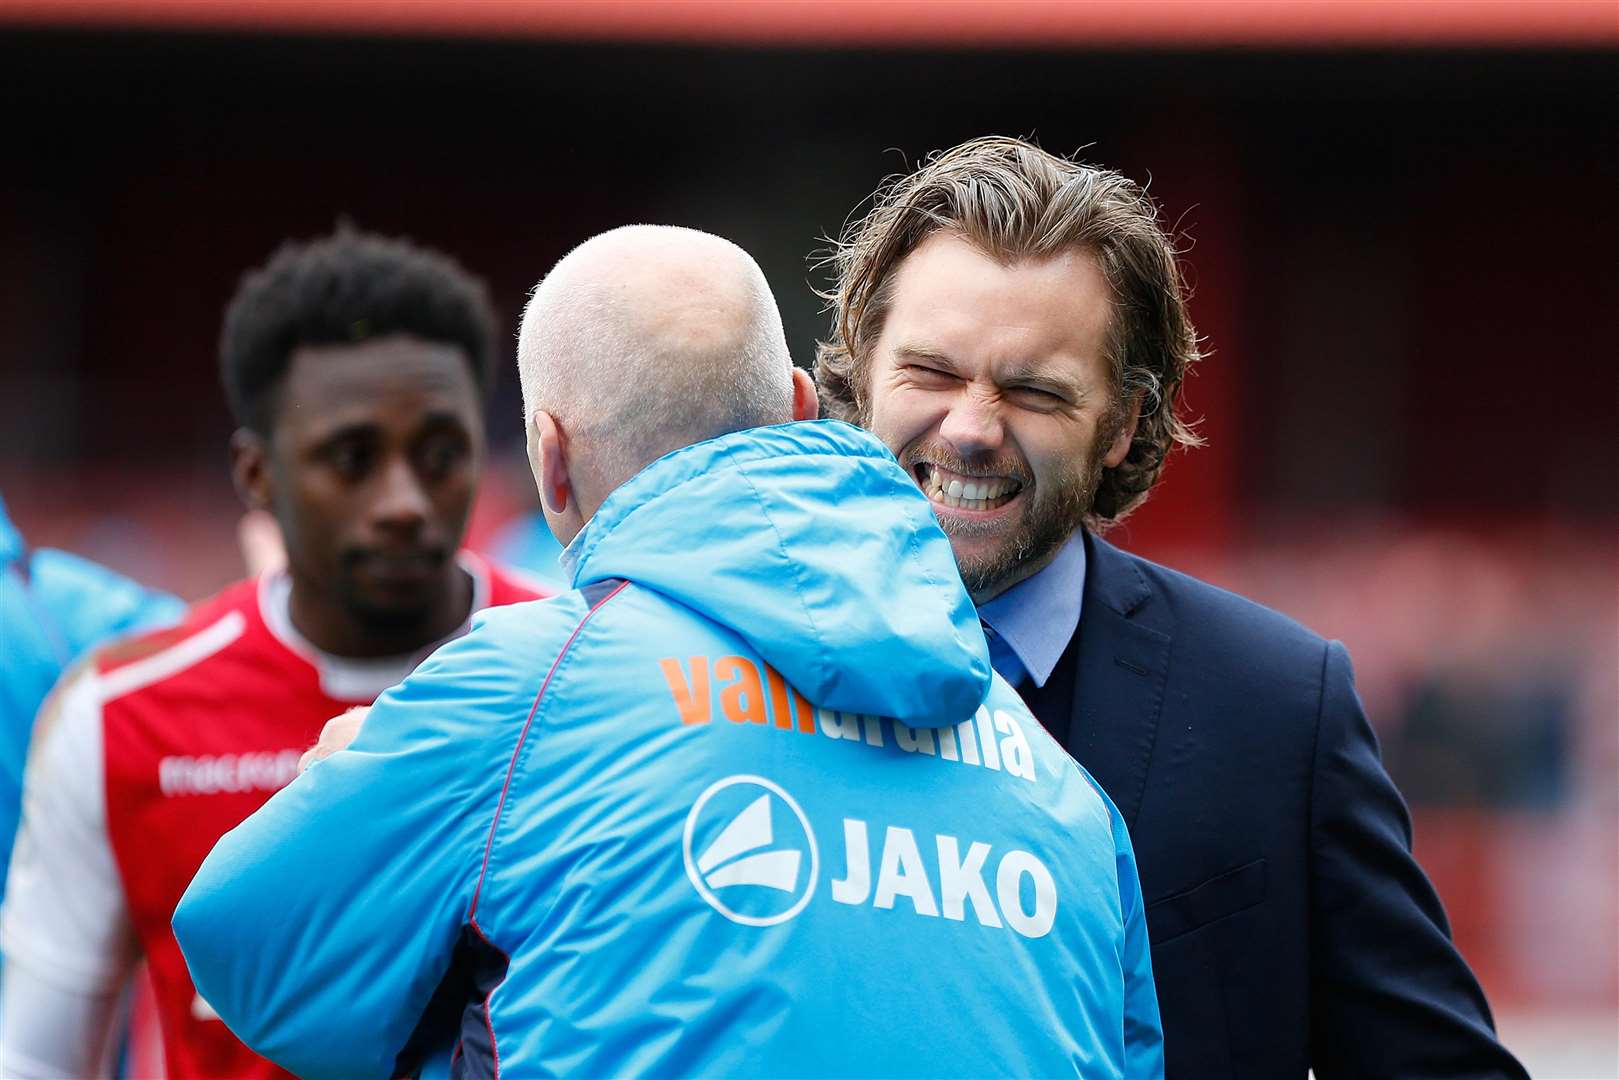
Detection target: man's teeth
<box><xmin>924</xmin><ymin>467</ymin><xmax>1020</xmax><ymax>511</ymax></box>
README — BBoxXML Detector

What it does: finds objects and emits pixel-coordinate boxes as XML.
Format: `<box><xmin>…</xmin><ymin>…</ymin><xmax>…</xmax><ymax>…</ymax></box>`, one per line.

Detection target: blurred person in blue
<box><xmin>173</xmin><ymin>225</ymin><xmax>1163</xmax><ymax>1079</ymax></box>
<box><xmin>484</xmin><ymin>496</ymin><xmax>569</xmax><ymax>590</ymax></box>
<box><xmin>0</xmin><ymin>227</ymin><xmax>543</xmax><ymax>1078</ymax></box>
<box><xmin>0</xmin><ymin>494</ymin><xmax>184</xmax><ymax>900</ymax></box>
<box><xmin>817</xmin><ymin>136</ymin><xmax>1527</xmax><ymax>1079</ymax></box>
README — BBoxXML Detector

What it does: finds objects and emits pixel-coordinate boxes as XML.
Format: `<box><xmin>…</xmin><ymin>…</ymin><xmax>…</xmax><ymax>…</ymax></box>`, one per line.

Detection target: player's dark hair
<box><xmin>220</xmin><ymin>226</ymin><xmax>497</xmax><ymax>433</ymax></box>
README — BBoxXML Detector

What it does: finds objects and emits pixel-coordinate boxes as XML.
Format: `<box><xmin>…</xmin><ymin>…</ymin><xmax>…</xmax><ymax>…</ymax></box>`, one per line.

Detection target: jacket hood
<box><xmin>570</xmin><ymin>420</ymin><xmax>989</xmax><ymax>726</ymax></box>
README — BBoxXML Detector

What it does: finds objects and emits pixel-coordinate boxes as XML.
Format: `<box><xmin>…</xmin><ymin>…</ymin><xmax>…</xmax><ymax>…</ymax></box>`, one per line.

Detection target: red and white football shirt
<box><xmin>0</xmin><ymin>554</ymin><xmax>543</xmax><ymax>1078</ymax></box>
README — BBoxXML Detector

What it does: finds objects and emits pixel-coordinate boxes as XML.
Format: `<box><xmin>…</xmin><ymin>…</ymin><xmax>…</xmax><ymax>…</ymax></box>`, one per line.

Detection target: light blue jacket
<box><xmin>0</xmin><ymin>496</ymin><xmax>184</xmax><ymax>896</ymax></box>
<box><xmin>174</xmin><ymin>421</ymin><xmax>1162</xmax><ymax>1079</ymax></box>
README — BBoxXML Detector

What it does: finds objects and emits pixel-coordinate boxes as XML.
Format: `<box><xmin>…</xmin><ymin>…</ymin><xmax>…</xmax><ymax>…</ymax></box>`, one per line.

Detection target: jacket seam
<box><xmin>726</xmin><ymin>447</ymin><xmax>833</xmax><ymax>692</ymax></box>
<box><xmin>468</xmin><ymin>917</ymin><xmax>509</xmax><ymax>1080</ymax></box>
<box><xmin>468</xmin><ymin>579</ymin><xmax>629</xmax><ymax>921</ymax></box>
<box><xmin>462</xmin><ymin>579</ymin><xmax>628</xmax><ymax>1078</ymax></box>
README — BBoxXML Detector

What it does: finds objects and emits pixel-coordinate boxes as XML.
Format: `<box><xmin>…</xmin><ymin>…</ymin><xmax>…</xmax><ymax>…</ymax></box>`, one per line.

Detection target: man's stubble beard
<box><xmin>944</xmin><ymin>443</ymin><xmax>1105</xmax><ymax>599</ymax></box>
<box><xmin>862</xmin><ymin>392</ymin><xmax>1116</xmax><ymax>602</ymax></box>
<box><xmin>339</xmin><ymin>563</ymin><xmax>450</xmax><ymax>633</ymax></box>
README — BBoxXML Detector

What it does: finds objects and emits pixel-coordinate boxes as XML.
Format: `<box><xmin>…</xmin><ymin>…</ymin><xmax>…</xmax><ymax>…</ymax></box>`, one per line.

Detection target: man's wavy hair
<box><xmin>815</xmin><ymin>136</ymin><xmax>1203</xmax><ymax>527</ymax></box>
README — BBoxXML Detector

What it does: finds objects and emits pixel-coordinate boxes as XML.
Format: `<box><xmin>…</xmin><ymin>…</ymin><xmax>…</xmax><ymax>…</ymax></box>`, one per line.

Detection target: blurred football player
<box><xmin>0</xmin><ymin>227</ymin><xmax>545</xmax><ymax>1078</ymax></box>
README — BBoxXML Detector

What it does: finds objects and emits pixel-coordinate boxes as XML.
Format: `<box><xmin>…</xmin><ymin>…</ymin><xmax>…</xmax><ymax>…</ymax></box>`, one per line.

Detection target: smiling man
<box><xmin>0</xmin><ymin>228</ymin><xmax>542</xmax><ymax>1078</ymax></box>
<box><xmin>817</xmin><ymin>137</ymin><xmax>1527</xmax><ymax>1079</ymax></box>
<box><xmin>863</xmin><ymin>233</ymin><xmax>1128</xmax><ymax>608</ymax></box>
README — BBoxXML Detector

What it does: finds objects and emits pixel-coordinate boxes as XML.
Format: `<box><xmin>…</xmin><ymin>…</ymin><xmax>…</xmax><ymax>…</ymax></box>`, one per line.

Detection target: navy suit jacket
<box><xmin>1019</xmin><ymin>532</ymin><xmax>1527</xmax><ymax>1079</ymax></box>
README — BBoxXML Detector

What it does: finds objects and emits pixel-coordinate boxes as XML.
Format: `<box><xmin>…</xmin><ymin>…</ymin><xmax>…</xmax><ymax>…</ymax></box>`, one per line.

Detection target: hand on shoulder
<box><xmin>298</xmin><ymin>707</ymin><xmax>368</xmax><ymax>773</ymax></box>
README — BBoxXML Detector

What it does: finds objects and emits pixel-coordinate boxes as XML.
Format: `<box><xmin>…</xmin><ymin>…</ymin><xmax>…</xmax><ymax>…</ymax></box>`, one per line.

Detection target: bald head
<box><xmin>518</xmin><ymin>226</ymin><xmax>796</xmax><ymax>514</ymax></box>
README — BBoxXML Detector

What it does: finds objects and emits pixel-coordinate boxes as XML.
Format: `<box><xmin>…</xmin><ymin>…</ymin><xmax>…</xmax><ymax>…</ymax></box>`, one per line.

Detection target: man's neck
<box><xmin>969</xmin><ymin>542</ymin><xmax>1066</xmax><ymax>606</ymax></box>
<box><xmin>973</xmin><ymin>531</ymin><xmax>1088</xmax><ymax>692</ymax></box>
<box><xmin>285</xmin><ymin>567</ymin><xmax>473</xmax><ymax>659</ymax></box>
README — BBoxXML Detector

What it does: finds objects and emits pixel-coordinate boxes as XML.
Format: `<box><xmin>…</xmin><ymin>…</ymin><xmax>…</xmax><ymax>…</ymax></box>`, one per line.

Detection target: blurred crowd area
<box><xmin>1</xmin><ymin>6</ymin><xmax>1615</xmax><ymax>1072</ymax></box>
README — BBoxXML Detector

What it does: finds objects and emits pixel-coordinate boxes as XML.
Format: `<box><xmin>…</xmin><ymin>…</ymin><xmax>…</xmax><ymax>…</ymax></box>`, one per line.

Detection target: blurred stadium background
<box><xmin>1</xmin><ymin>2</ymin><xmax>1614</xmax><ymax>1074</ymax></box>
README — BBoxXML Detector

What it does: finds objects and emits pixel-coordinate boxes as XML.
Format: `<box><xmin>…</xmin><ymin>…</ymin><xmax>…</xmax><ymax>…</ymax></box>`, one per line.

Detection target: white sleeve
<box><xmin>0</xmin><ymin>962</ymin><xmax>123</xmax><ymax>1078</ymax></box>
<box><xmin>0</xmin><ymin>666</ymin><xmax>137</xmax><ymax>1073</ymax></box>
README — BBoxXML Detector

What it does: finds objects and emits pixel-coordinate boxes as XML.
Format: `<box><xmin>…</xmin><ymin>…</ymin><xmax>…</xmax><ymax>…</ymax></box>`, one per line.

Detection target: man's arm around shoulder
<box><xmin>173</xmin><ymin>608</ymin><xmax>565</xmax><ymax>1079</ymax></box>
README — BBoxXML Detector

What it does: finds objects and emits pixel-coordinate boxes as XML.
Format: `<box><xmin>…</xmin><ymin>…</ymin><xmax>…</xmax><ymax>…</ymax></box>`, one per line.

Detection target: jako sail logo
<box><xmin>683</xmin><ymin>775</ymin><xmax>819</xmax><ymax>927</ymax></box>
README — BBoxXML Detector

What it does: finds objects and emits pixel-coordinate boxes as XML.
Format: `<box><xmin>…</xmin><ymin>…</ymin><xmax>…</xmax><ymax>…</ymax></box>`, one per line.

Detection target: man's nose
<box><xmin>371</xmin><ymin>457</ymin><xmax>430</xmax><ymax>533</ymax></box>
<box><xmin>937</xmin><ymin>390</ymin><xmax>1005</xmax><ymax>456</ymax></box>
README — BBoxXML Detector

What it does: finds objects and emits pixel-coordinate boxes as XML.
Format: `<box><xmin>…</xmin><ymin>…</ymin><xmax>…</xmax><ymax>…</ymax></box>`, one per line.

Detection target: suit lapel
<box><xmin>1062</xmin><ymin>531</ymin><xmax>1172</xmax><ymax>829</ymax></box>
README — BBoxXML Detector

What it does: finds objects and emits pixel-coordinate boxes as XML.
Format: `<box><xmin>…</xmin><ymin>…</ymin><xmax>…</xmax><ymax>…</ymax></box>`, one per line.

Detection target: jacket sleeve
<box><xmin>1308</xmin><ymin>641</ymin><xmax>1527</xmax><ymax>1080</ymax></box>
<box><xmin>30</xmin><ymin>548</ymin><xmax>185</xmax><ymax>661</ymax></box>
<box><xmin>1112</xmin><ymin>807</ymin><xmax>1166</xmax><ymax>1080</ymax></box>
<box><xmin>172</xmin><ymin>615</ymin><xmax>546</xmax><ymax>1080</ymax></box>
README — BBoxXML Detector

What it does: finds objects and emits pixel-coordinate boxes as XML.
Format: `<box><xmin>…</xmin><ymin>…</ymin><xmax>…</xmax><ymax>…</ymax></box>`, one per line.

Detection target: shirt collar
<box><xmin>975</xmin><ymin>532</ymin><xmax>1086</xmax><ymax>689</ymax></box>
<box><xmin>257</xmin><ymin>555</ymin><xmax>486</xmax><ymax>702</ymax></box>
<box><xmin>558</xmin><ymin>527</ymin><xmax>586</xmax><ymax>583</ymax></box>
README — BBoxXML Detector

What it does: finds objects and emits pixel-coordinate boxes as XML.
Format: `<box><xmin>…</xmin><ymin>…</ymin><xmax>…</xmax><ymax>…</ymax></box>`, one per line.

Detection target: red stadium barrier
<box><xmin>0</xmin><ymin>0</ymin><xmax>1614</xmax><ymax>47</ymax></box>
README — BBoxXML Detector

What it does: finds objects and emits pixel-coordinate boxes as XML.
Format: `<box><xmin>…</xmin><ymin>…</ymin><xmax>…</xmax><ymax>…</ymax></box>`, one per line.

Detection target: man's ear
<box><xmin>1102</xmin><ymin>393</ymin><xmax>1142</xmax><ymax>469</ymax></box>
<box><xmin>790</xmin><ymin>367</ymin><xmax>820</xmax><ymax>423</ymax></box>
<box><xmin>530</xmin><ymin>410</ymin><xmax>573</xmax><ymax>516</ymax></box>
<box><xmin>228</xmin><ymin>429</ymin><xmax>272</xmax><ymax>511</ymax></box>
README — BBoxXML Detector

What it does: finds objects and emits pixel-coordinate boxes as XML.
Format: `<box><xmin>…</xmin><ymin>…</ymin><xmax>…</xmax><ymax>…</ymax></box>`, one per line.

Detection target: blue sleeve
<box><xmin>1308</xmin><ymin>642</ymin><xmax>1527</xmax><ymax>1079</ymax></box>
<box><xmin>1112</xmin><ymin>806</ymin><xmax>1165</xmax><ymax>1080</ymax></box>
<box><xmin>28</xmin><ymin>548</ymin><xmax>185</xmax><ymax>661</ymax></box>
<box><xmin>0</xmin><ymin>551</ymin><xmax>182</xmax><ymax>894</ymax></box>
<box><xmin>173</xmin><ymin>602</ymin><xmax>565</xmax><ymax>1079</ymax></box>
<box><xmin>1</xmin><ymin>550</ymin><xmax>180</xmax><ymax>747</ymax></box>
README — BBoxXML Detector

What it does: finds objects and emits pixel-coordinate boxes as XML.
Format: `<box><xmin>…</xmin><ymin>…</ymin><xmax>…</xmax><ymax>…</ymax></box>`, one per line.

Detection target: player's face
<box><xmin>863</xmin><ymin>232</ymin><xmax>1133</xmax><ymax>601</ymax></box>
<box><xmin>262</xmin><ymin>335</ymin><xmax>483</xmax><ymax>626</ymax></box>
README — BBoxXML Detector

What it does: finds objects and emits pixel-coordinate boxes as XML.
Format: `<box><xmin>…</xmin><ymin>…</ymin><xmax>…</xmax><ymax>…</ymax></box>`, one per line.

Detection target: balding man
<box><xmin>173</xmin><ymin>227</ymin><xmax>1162</xmax><ymax>1079</ymax></box>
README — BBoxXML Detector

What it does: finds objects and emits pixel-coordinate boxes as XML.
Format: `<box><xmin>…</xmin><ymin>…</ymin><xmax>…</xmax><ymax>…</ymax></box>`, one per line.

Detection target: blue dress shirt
<box><xmin>975</xmin><ymin>532</ymin><xmax>1086</xmax><ymax>690</ymax></box>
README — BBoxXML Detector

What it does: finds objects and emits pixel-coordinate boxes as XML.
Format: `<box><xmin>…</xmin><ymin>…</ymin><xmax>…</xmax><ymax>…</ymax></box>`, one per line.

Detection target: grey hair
<box><xmin>518</xmin><ymin>226</ymin><xmax>794</xmax><ymax>489</ymax></box>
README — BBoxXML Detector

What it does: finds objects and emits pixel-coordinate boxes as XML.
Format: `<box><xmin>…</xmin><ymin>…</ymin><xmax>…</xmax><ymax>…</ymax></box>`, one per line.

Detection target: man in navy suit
<box><xmin>816</xmin><ymin>136</ymin><xmax>1527</xmax><ymax>1079</ymax></box>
